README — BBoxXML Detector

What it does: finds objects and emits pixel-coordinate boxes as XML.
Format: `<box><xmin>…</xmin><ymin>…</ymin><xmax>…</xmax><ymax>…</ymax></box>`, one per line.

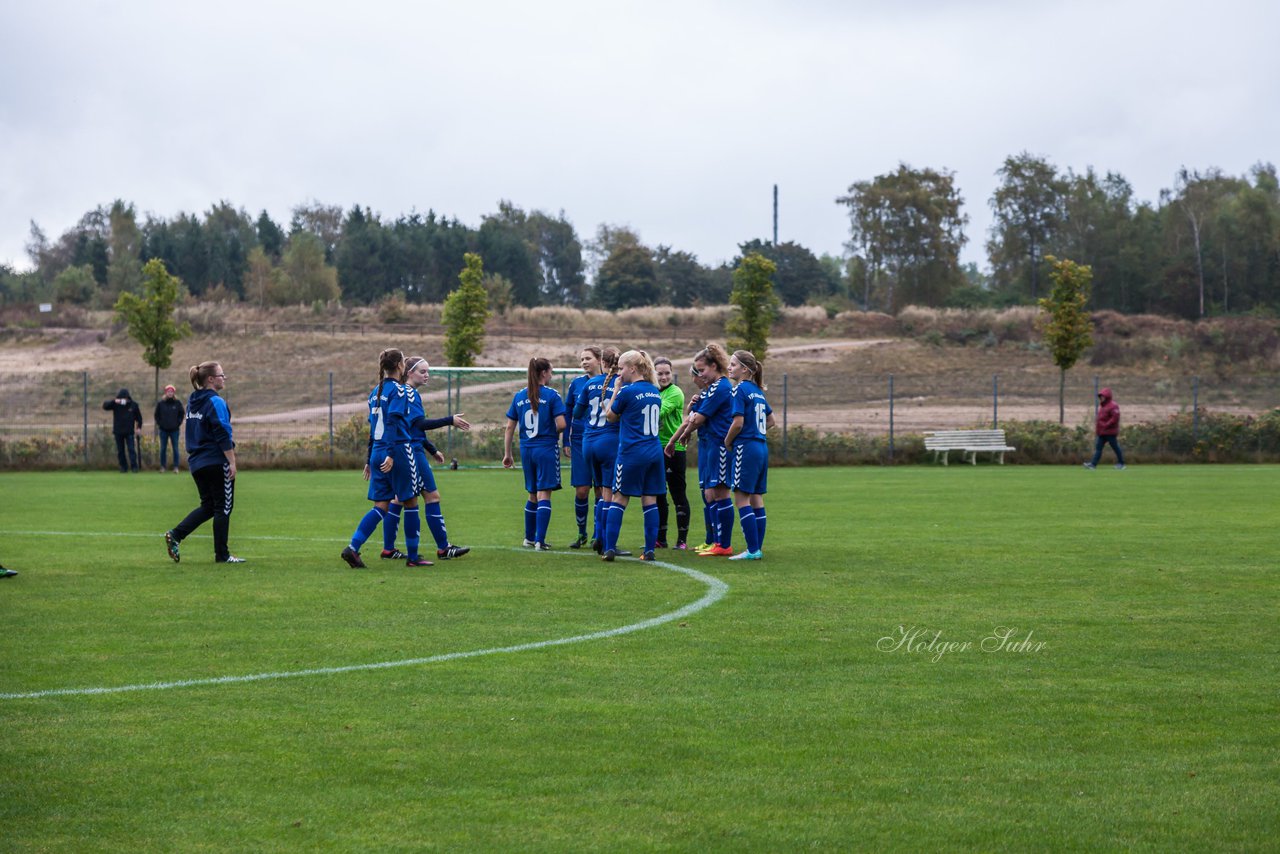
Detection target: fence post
<box><xmin>1193</xmin><ymin>376</ymin><xmax>1200</xmax><ymax>441</ymax></box>
<box><xmin>993</xmin><ymin>373</ymin><xmax>999</xmax><ymax>429</ymax></box>
<box><xmin>781</xmin><ymin>373</ymin><xmax>788</xmax><ymax>460</ymax></box>
<box><xmin>328</xmin><ymin>371</ymin><xmax>334</xmax><ymax>466</ymax></box>
<box><xmin>889</xmin><ymin>373</ymin><xmax>895</xmax><ymax>462</ymax></box>
<box><xmin>446</xmin><ymin>374</ymin><xmax>454</xmax><ymax>458</ymax></box>
<box><xmin>83</xmin><ymin>371</ymin><xmax>89</xmax><ymax>467</ymax></box>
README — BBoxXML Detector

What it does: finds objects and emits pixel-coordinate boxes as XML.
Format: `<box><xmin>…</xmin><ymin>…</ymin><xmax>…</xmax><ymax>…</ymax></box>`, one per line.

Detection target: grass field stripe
<box><xmin>0</xmin><ymin>553</ymin><xmax>729</xmax><ymax>701</ymax></box>
<box><xmin>2</xmin><ymin>530</ymin><xmax>328</xmax><ymax>543</ymax></box>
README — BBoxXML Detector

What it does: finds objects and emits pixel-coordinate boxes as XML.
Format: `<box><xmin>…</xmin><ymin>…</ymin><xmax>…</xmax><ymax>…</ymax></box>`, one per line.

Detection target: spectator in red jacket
<box><xmin>1084</xmin><ymin>387</ymin><xmax>1126</xmax><ymax>470</ymax></box>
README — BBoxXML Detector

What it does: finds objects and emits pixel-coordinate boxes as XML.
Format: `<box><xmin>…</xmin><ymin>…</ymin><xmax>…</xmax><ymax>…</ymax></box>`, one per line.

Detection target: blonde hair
<box><xmin>619</xmin><ymin>350</ymin><xmax>656</xmax><ymax>385</ymax></box>
<box><xmin>732</xmin><ymin>349</ymin><xmax>765</xmax><ymax>389</ymax></box>
<box><xmin>189</xmin><ymin>361</ymin><xmax>220</xmax><ymax>390</ymax></box>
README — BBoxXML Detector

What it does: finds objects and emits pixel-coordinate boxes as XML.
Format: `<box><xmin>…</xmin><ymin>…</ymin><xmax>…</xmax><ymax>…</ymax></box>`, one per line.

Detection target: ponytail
<box><xmin>528</xmin><ymin>357</ymin><xmax>551</xmax><ymax>414</ymax></box>
<box><xmin>189</xmin><ymin>361</ymin><xmax>220</xmax><ymax>390</ymax></box>
<box><xmin>695</xmin><ymin>343</ymin><xmax>729</xmax><ymax>376</ymax></box>
<box><xmin>732</xmin><ymin>349</ymin><xmax>765</xmax><ymax>390</ymax></box>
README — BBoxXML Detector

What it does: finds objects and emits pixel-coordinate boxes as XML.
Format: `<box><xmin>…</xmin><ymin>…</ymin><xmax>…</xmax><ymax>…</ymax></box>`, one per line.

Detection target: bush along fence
<box><xmin>4</xmin><ymin>408</ymin><xmax>1280</xmax><ymax>470</ymax></box>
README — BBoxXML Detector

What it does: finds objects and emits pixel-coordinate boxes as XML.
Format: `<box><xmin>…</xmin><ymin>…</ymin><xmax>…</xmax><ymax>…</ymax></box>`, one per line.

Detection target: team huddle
<box><xmin>503</xmin><ymin>343</ymin><xmax>775</xmax><ymax>562</ymax></box>
<box><xmin>162</xmin><ymin>344</ymin><xmax>773</xmax><ymax>566</ymax></box>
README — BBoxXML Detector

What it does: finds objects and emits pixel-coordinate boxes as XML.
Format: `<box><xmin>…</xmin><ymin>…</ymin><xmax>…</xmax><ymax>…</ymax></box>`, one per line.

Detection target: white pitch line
<box><xmin>0</xmin><ymin>552</ymin><xmax>729</xmax><ymax>700</ymax></box>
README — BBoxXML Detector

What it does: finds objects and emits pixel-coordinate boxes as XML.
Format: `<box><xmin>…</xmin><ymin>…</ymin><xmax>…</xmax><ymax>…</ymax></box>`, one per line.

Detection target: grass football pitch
<box><xmin>1</xmin><ymin>466</ymin><xmax>1276</xmax><ymax>851</ymax></box>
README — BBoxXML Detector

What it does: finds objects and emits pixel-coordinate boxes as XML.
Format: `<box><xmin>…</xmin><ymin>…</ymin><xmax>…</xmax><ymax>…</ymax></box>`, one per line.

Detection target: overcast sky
<box><xmin>2</xmin><ymin>0</ymin><xmax>1277</xmax><ymax>276</ymax></box>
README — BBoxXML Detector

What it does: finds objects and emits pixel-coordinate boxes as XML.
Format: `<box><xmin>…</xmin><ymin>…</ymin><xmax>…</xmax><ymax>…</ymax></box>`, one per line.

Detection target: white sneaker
<box><xmin>728</xmin><ymin>550</ymin><xmax>762</xmax><ymax>561</ymax></box>
<box><xmin>1115</xmin><ymin>464</ymin><xmax>1126</xmax><ymax>470</ymax></box>
<box><xmin>522</xmin><ymin>539</ymin><xmax>535</xmax><ymax>548</ymax></box>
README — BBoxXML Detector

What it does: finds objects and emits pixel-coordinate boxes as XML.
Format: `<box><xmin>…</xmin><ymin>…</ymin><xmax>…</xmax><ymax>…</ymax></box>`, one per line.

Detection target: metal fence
<box><xmin>1</xmin><ymin>368</ymin><xmax>1276</xmax><ymax>469</ymax></box>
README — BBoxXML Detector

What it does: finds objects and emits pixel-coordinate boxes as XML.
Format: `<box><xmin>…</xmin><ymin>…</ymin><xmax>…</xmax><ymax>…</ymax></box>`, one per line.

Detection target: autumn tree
<box><xmin>113</xmin><ymin>258</ymin><xmax>192</xmax><ymax>401</ymax></box>
<box><xmin>1037</xmin><ymin>256</ymin><xmax>1093</xmax><ymax>424</ymax></box>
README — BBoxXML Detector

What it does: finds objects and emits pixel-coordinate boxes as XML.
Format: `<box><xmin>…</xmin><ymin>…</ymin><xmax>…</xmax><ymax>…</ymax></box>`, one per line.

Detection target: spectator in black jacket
<box><xmin>154</xmin><ymin>384</ymin><xmax>185</xmax><ymax>473</ymax></box>
<box><xmin>103</xmin><ymin>388</ymin><xmax>143</xmax><ymax>473</ymax></box>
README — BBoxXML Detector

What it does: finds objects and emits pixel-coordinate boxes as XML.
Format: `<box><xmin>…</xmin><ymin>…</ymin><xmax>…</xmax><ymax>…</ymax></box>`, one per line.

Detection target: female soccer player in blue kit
<box><xmin>400</xmin><ymin>356</ymin><xmax>472</xmax><ymax>561</ymax></box>
<box><xmin>724</xmin><ymin>349</ymin><xmax>776</xmax><ymax>561</ymax></box>
<box><xmin>600</xmin><ymin>350</ymin><xmax>666</xmax><ymax>562</ymax></box>
<box><xmin>580</xmin><ymin>347</ymin><xmax>622</xmax><ymax>553</ymax></box>
<box><xmin>564</xmin><ymin>347</ymin><xmax>603</xmax><ymax>548</ymax></box>
<box><xmin>503</xmin><ymin>357</ymin><xmax>567</xmax><ymax>550</ymax></box>
<box><xmin>666</xmin><ymin>343</ymin><xmax>736</xmax><ymax>557</ymax></box>
<box><xmin>341</xmin><ymin>348</ymin><xmax>430</xmax><ymax>568</ymax></box>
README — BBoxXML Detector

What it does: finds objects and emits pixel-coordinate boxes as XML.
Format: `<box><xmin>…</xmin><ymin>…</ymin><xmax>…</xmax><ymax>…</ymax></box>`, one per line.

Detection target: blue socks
<box><xmin>350</xmin><ymin>508</ymin><xmax>383</xmax><ymax>551</ymax></box>
<box><xmin>403</xmin><ymin>506</ymin><xmax>420</xmax><ymax>560</ymax></box>
<box><xmin>603</xmin><ymin>502</ymin><xmax>625</xmax><ymax>552</ymax></box>
<box><xmin>715</xmin><ymin>498</ymin><xmax>734</xmax><ymax>548</ymax></box>
<box><xmin>738</xmin><ymin>505</ymin><xmax>760</xmax><ymax>554</ymax></box>
<box><xmin>755</xmin><ymin>505</ymin><xmax>766</xmax><ymax>548</ymax></box>
<box><xmin>525</xmin><ymin>500</ymin><xmax>537</xmax><ymax>542</ymax></box>
<box><xmin>535</xmin><ymin>499</ymin><xmax>552</xmax><ymax>545</ymax></box>
<box><xmin>594</xmin><ymin>498</ymin><xmax>606</xmax><ymax>543</ymax></box>
<box><xmin>424</xmin><ymin>501</ymin><xmax>449</xmax><ymax>551</ymax></box>
<box><xmin>383</xmin><ymin>503</ymin><xmax>402</xmax><ymax>552</ymax></box>
<box><xmin>575</xmin><ymin>497</ymin><xmax>589</xmax><ymax>535</ymax></box>
<box><xmin>702</xmin><ymin>500</ymin><xmax>715</xmax><ymax>546</ymax></box>
<box><xmin>642</xmin><ymin>503</ymin><xmax>659</xmax><ymax>553</ymax></box>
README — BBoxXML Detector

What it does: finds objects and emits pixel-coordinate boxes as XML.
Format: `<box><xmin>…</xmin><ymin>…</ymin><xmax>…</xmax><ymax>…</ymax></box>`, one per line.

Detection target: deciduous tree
<box><xmin>1037</xmin><ymin>256</ymin><xmax>1093</xmax><ymax>424</ymax></box>
<box><xmin>113</xmin><ymin>258</ymin><xmax>192</xmax><ymax>401</ymax></box>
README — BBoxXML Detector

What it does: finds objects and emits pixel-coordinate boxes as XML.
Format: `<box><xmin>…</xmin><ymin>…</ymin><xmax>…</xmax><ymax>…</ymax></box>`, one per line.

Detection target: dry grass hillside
<box><xmin>1</xmin><ymin>303</ymin><xmax>1277</xmax><ymax>438</ymax></box>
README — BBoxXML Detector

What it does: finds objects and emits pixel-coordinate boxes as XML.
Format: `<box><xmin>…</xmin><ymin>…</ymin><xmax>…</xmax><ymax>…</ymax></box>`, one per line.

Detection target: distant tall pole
<box><xmin>772</xmin><ymin>184</ymin><xmax>778</xmax><ymax>245</ymax></box>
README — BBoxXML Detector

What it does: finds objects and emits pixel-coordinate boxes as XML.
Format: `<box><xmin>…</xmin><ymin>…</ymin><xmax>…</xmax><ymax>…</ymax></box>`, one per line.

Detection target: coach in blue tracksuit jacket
<box><xmin>163</xmin><ymin>361</ymin><xmax>244</xmax><ymax>565</ymax></box>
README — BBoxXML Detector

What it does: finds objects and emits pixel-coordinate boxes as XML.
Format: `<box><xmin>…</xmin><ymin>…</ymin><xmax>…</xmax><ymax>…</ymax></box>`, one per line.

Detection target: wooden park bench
<box><xmin>923</xmin><ymin>429</ymin><xmax>1016</xmax><ymax>466</ymax></box>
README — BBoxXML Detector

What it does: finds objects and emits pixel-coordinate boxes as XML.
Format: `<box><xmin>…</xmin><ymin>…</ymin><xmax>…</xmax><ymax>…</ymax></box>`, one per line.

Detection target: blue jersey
<box><xmin>184</xmin><ymin>388</ymin><xmax>234</xmax><ymax>473</ymax></box>
<box><xmin>565</xmin><ymin>373</ymin><xmax>594</xmax><ymax>450</ymax></box>
<box><xmin>695</xmin><ymin>377</ymin><xmax>735</xmax><ymax>444</ymax></box>
<box><xmin>731</xmin><ymin>381</ymin><xmax>772</xmax><ymax>443</ymax></box>
<box><xmin>405</xmin><ymin>386</ymin><xmax>426</xmax><ymax>447</ymax></box>
<box><xmin>610</xmin><ymin>380</ymin><xmax>664</xmax><ymax>463</ymax></box>
<box><xmin>506</xmin><ymin>386</ymin><xmax>566</xmax><ymax>449</ymax></box>
<box><xmin>369</xmin><ymin>379</ymin><xmax>410</xmax><ymax>458</ymax></box>
<box><xmin>580</xmin><ymin>373</ymin><xmax>620</xmax><ymax>444</ymax></box>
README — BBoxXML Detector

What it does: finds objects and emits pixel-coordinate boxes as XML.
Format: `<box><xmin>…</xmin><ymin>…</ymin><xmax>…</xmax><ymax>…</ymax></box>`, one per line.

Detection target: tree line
<box><xmin>4</xmin><ymin>154</ymin><xmax>1277</xmax><ymax>319</ymax></box>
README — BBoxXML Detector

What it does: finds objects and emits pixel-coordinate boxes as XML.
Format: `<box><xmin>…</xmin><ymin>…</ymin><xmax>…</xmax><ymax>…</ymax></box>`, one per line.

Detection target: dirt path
<box><xmin>235</xmin><ymin>339</ymin><xmax>896</xmax><ymax>424</ymax></box>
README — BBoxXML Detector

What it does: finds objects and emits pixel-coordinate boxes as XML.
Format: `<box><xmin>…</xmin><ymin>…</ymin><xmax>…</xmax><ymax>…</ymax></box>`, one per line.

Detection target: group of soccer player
<box><xmin>338</xmin><ymin>341</ymin><xmax>774</xmax><ymax>567</ymax></box>
<box><xmin>340</xmin><ymin>348</ymin><xmax>472</xmax><ymax>569</ymax></box>
<box><xmin>505</xmin><ymin>343</ymin><xmax>775</xmax><ymax>562</ymax></box>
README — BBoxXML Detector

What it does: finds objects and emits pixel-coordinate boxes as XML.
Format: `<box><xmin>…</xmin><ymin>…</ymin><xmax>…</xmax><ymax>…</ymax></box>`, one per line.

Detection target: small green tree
<box><xmin>114</xmin><ymin>258</ymin><xmax>192</xmax><ymax>401</ymax></box>
<box><xmin>1037</xmin><ymin>255</ymin><xmax>1094</xmax><ymax>424</ymax></box>
<box><xmin>442</xmin><ymin>253</ymin><xmax>491</xmax><ymax>367</ymax></box>
<box><xmin>727</xmin><ymin>252</ymin><xmax>780</xmax><ymax>362</ymax></box>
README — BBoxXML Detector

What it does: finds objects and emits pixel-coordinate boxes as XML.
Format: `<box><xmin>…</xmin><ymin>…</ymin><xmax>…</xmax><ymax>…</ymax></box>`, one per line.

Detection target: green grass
<box><xmin>1</xmin><ymin>466</ymin><xmax>1277</xmax><ymax>851</ymax></box>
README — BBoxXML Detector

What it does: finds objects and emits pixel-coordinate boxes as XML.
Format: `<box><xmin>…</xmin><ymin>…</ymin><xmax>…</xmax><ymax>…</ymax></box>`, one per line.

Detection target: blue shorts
<box><xmin>368</xmin><ymin>443</ymin><xmax>419</xmax><ymax>502</ymax></box>
<box><xmin>569</xmin><ymin>441</ymin><xmax>591</xmax><ymax>487</ymax></box>
<box><xmin>731</xmin><ymin>440</ymin><xmax>768</xmax><ymax>495</ymax></box>
<box><xmin>584</xmin><ymin>435</ymin><xmax>618</xmax><ymax>490</ymax></box>
<box><xmin>698</xmin><ymin>441</ymin><xmax>730</xmax><ymax>490</ymax></box>
<box><xmin>412</xmin><ymin>446</ymin><xmax>438</xmax><ymax>494</ymax></box>
<box><xmin>613</xmin><ymin>452</ymin><xmax>667</xmax><ymax>498</ymax></box>
<box><xmin>521</xmin><ymin>443</ymin><xmax>562</xmax><ymax>493</ymax></box>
